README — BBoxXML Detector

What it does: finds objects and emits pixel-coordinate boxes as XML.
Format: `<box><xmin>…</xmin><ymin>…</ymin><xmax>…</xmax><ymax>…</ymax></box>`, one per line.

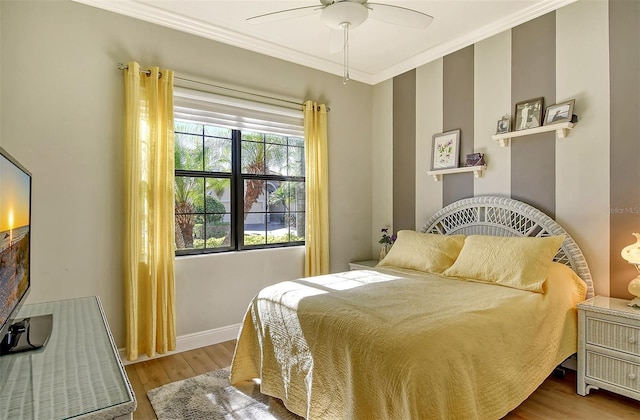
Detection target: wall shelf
<box><xmin>492</xmin><ymin>121</ymin><xmax>575</xmax><ymax>147</ymax></box>
<box><xmin>427</xmin><ymin>165</ymin><xmax>486</xmax><ymax>181</ymax></box>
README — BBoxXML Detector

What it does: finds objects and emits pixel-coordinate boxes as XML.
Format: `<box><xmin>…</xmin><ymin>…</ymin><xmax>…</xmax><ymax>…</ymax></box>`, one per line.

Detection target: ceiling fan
<box><xmin>247</xmin><ymin>0</ymin><xmax>434</xmax><ymax>83</ymax></box>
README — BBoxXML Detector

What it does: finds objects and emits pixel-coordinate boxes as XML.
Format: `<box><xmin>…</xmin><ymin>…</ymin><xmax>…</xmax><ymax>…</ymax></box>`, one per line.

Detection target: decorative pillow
<box><xmin>442</xmin><ymin>234</ymin><xmax>565</xmax><ymax>292</ymax></box>
<box><xmin>377</xmin><ymin>230</ymin><xmax>466</xmax><ymax>274</ymax></box>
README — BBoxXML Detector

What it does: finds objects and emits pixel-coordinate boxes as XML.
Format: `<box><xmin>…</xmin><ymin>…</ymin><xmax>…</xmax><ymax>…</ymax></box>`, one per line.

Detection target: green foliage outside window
<box><xmin>174</xmin><ymin>121</ymin><xmax>305</xmax><ymax>255</ymax></box>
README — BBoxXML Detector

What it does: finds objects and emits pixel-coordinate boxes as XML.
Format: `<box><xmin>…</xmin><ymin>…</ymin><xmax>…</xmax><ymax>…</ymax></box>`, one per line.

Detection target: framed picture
<box><xmin>465</xmin><ymin>153</ymin><xmax>485</xmax><ymax>167</ymax></box>
<box><xmin>543</xmin><ymin>99</ymin><xmax>575</xmax><ymax>125</ymax></box>
<box><xmin>431</xmin><ymin>129</ymin><xmax>460</xmax><ymax>170</ymax></box>
<box><xmin>514</xmin><ymin>97</ymin><xmax>544</xmax><ymax>131</ymax></box>
<box><xmin>496</xmin><ymin>116</ymin><xmax>510</xmax><ymax>134</ymax></box>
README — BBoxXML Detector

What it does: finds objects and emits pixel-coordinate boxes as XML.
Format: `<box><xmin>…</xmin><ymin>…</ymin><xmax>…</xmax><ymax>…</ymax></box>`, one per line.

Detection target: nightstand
<box><xmin>348</xmin><ymin>259</ymin><xmax>379</xmax><ymax>270</ymax></box>
<box><xmin>577</xmin><ymin>296</ymin><xmax>640</xmax><ymax>402</ymax></box>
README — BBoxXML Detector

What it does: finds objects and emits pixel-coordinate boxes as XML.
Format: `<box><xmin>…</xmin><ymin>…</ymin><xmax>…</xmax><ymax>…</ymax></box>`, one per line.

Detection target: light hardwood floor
<box><xmin>125</xmin><ymin>340</ymin><xmax>640</xmax><ymax>419</ymax></box>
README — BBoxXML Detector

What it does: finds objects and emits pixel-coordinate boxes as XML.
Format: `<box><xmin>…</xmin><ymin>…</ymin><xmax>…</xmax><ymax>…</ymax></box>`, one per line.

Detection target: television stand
<box><xmin>0</xmin><ymin>296</ymin><xmax>136</xmax><ymax>419</ymax></box>
<box><xmin>0</xmin><ymin>313</ymin><xmax>53</xmax><ymax>356</ymax></box>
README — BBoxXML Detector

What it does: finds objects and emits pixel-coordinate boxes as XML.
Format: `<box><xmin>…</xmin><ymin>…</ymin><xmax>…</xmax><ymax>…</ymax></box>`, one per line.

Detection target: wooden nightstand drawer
<box><xmin>586</xmin><ymin>351</ymin><xmax>640</xmax><ymax>392</ymax></box>
<box><xmin>586</xmin><ymin>317</ymin><xmax>640</xmax><ymax>356</ymax></box>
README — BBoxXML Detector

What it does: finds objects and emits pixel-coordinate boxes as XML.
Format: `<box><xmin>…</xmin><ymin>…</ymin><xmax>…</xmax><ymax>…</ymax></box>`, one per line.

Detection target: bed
<box><xmin>230</xmin><ymin>196</ymin><xmax>594</xmax><ymax>419</ymax></box>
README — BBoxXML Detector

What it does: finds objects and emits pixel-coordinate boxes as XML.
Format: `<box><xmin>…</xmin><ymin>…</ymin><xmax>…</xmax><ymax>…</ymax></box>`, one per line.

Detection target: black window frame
<box><xmin>174</xmin><ymin>123</ymin><xmax>305</xmax><ymax>257</ymax></box>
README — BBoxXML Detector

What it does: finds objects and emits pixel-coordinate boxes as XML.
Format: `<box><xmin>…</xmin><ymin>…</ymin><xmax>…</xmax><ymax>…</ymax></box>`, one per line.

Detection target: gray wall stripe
<box><xmin>511</xmin><ymin>13</ymin><xmax>556</xmax><ymax>218</ymax></box>
<box><xmin>442</xmin><ymin>45</ymin><xmax>474</xmax><ymax>206</ymax></box>
<box><xmin>609</xmin><ymin>0</ymin><xmax>640</xmax><ymax>298</ymax></box>
<box><xmin>393</xmin><ymin>70</ymin><xmax>416</xmax><ymax>232</ymax></box>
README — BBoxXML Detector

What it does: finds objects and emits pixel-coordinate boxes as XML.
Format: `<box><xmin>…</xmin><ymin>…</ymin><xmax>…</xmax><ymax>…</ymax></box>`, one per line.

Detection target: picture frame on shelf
<box><xmin>514</xmin><ymin>97</ymin><xmax>544</xmax><ymax>131</ymax></box>
<box><xmin>496</xmin><ymin>116</ymin><xmax>510</xmax><ymax>134</ymax></box>
<box><xmin>431</xmin><ymin>129</ymin><xmax>460</xmax><ymax>170</ymax></box>
<box><xmin>543</xmin><ymin>99</ymin><xmax>575</xmax><ymax>125</ymax></box>
<box><xmin>465</xmin><ymin>153</ymin><xmax>485</xmax><ymax>167</ymax></box>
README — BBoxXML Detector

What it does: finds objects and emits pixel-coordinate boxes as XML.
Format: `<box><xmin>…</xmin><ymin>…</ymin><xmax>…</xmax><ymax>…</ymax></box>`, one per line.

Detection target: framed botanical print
<box><xmin>431</xmin><ymin>129</ymin><xmax>460</xmax><ymax>170</ymax></box>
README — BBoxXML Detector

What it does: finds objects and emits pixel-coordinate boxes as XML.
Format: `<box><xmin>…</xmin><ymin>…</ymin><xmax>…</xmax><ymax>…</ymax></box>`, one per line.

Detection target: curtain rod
<box><xmin>116</xmin><ymin>63</ymin><xmax>329</xmax><ymax>112</ymax></box>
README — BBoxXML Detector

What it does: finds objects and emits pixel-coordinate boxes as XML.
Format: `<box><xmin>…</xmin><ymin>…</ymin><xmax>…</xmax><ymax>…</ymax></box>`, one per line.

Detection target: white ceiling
<box><xmin>73</xmin><ymin>0</ymin><xmax>576</xmax><ymax>85</ymax></box>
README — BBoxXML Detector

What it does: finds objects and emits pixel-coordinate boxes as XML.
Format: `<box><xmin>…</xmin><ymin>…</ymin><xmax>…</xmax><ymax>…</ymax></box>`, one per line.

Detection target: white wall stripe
<box><xmin>371</xmin><ymin>80</ymin><xmax>394</xmax><ymax>255</ymax></box>
<box><xmin>416</xmin><ymin>59</ymin><xmax>444</xmax><ymax>226</ymax></box>
<box><xmin>473</xmin><ymin>31</ymin><xmax>512</xmax><ymax>198</ymax></box>
<box><xmin>555</xmin><ymin>0</ymin><xmax>611</xmax><ymax>296</ymax></box>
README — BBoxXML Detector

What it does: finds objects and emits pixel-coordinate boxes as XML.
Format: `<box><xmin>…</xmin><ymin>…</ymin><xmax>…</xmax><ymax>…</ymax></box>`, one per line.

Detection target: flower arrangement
<box><xmin>378</xmin><ymin>228</ymin><xmax>396</xmax><ymax>260</ymax></box>
<box><xmin>379</xmin><ymin>228</ymin><xmax>396</xmax><ymax>246</ymax></box>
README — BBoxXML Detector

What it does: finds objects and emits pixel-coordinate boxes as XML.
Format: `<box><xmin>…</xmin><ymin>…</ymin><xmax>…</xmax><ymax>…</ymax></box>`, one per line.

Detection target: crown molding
<box><xmin>370</xmin><ymin>0</ymin><xmax>578</xmax><ymax>84</ymax></box>
<box><xmin>72</xmin><ymin>0</ymin><xmax>576</xmax><ymax>86</ymax></box>
<box><xmin>71</xmin><ymin>0</ymin><xmax>372</xmax><ymax>83</ymax></box>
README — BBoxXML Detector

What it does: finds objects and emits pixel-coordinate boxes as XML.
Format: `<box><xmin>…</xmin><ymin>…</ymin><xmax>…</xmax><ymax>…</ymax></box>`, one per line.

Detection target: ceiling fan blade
<box><xmin>367</xmin><ymin>3</ymin><xmax>433</xmax><ymax>28</ymax></box>
<box><xmin>247</xmin><ymin>5</ymin><xmax>323</xmax><ymax>24</ymax></box>
<box><xmin>329</xmin><ymin>29</ymin><xmax>344</xmax><ymax>53</ymax></box>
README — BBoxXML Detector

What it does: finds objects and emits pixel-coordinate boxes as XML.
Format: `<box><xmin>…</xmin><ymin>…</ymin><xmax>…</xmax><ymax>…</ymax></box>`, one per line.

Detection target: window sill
<box><xmin>176</xmin><ymin>245</ymin><xmax>305</xmax><ymax>259</ymax></box>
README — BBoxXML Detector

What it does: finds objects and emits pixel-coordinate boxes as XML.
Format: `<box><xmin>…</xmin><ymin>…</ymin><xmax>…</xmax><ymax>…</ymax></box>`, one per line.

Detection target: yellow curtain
<box><xmin>123</xmin><ymin>62</ymin><xmax>176</xmax><ymax>361</ymax></box>
<box><xmin>303</xmin><ymin>101</ymin><xmax>329</xmax><ymax>277</ymax></box>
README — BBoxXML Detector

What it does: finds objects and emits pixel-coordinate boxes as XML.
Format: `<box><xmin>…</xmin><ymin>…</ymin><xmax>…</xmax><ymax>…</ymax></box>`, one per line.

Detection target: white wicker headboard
<box><xmin>422</xmin><ymin>196</ymin><xmax>594</xmax><ymax>299</ymax></box>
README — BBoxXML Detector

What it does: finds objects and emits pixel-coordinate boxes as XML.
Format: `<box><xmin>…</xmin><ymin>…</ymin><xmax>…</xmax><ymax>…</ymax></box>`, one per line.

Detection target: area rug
<box><xmin>147</xmin><ymin>367</ymin><xmax>303</xmax><ymax>419</ymax></box>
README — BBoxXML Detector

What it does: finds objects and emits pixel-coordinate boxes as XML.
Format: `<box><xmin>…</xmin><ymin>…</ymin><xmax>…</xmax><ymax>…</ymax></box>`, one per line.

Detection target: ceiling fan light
<box><xmin>321</xmin><ymin>2</ymin><xmax>368</xmax><ymax>30</ymax></box>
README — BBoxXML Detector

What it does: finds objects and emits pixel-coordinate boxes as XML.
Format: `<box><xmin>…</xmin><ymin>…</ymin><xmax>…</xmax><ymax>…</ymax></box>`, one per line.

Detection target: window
<box><xmin>173</xmin><ymin>88</ymin><xmax>305</xmax><ymax>255</ymax></box>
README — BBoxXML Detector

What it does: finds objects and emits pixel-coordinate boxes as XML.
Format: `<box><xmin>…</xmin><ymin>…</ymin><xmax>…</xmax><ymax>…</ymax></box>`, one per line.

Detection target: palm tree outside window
<box><xmin>174</xmin><ymin>121</ymin><xmax>305</xmax><ymax>255</ymax></box>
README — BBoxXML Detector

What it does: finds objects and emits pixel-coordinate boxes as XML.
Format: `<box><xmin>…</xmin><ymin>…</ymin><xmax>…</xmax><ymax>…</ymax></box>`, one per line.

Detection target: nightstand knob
<box><xmin>629</xmin><ymin>336</ymin><xmax>637</xmax><ymax>344</ymax></box>
<box><xmin>628</xmin><ymin>373</ymin><xmax>637</xmax><ymax>381</ymax></box>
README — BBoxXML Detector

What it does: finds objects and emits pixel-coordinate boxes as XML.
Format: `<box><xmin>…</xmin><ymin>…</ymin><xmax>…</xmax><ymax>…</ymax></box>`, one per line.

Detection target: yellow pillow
<box><xmin>442</xmin><ymin>234</ymin><xmax>565</xmax><ymax>292</ymax></box>
<box><xmin>377</xmin><ymin>230</ymin><xmax>466</xmax><ymax>274</ymax></box>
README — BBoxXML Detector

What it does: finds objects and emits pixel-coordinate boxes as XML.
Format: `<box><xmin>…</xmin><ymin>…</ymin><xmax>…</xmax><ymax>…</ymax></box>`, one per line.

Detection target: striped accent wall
<box><xmin>389</xmin><ymin>0</ymin><xmax>640</xmax><ymax>298</ymax></box>
<box><xmin>442</xmin><ymin>46</ymin><xmax>474</xmax><ymax>207</ymax></box>
<box><xmin>415</xmin><ymin>58</ymin><xmax>443</xmax><ymax>226</ymax></box>
<box><xmin>393</xmin><ymin>70</ymin><xmax>416</xmax><ymax>232</ymax></box>
<box><xmin>609</xmin><ymin>0</ymin><xmax>640</xmax><ymax>298</ymax></box>
<box><xmin>511</xmin><ymin>12</ymin><xmax>556</xmax><ymax>218</ymax></box>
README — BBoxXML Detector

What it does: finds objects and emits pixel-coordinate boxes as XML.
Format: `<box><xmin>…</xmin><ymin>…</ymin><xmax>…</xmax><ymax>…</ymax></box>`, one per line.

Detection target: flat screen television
<box><xmin>0</xmin><ymin>146</ymin><xmax>51</xmax><ymax>356</ymax></box>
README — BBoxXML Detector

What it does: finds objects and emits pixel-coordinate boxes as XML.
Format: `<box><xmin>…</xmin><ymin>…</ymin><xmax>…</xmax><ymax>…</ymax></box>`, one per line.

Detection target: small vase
<box><xmin>379</xmin><ymin>245</ymin><xmax>389</xmax><ymax>260</ymax></box>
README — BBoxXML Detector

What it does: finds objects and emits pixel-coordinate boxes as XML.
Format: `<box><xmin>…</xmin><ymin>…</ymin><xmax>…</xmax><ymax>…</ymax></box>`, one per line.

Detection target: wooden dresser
<box><xmin>0</xmin><ymin>297</ymin><xmax>136</xmax><ymax>419</ymax></box>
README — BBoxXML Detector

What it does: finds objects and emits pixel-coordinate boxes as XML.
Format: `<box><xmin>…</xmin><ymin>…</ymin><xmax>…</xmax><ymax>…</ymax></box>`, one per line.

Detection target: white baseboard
<box><xmin>119</xmin><ymin>323</ymin><xmax>240</xmax><ymax>365</ymax></box>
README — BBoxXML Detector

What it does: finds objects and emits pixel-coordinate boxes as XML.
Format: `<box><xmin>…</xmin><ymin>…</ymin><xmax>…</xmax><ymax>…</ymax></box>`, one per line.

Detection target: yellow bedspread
<box><xmin>230</xmin><ymin>262</ymin><xmax>587</xmax><ymax>419</ymax></box>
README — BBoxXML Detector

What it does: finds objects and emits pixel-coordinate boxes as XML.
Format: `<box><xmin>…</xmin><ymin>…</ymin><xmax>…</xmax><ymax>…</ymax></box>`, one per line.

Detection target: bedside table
<box><xmin>577</xmin><ymin>296</ymin><xmax>640</xmax><ymax>402</ymax></box>
<box><xmin>348</xmin><ymin>259</ymin><xmax>379</xmax><ymax>270</ymax></box>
